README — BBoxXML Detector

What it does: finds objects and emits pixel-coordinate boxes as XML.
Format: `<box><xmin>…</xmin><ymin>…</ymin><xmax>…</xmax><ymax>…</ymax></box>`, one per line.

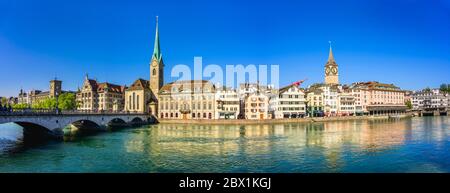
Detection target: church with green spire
<box><xmin>150</xmin><ymin>16</ymin><xmax>164</xmax><ymax>98</ymax></box>
<box><xmin>124</xmin><ymin>16</ymin><xmax>164</xmax><ymax>116</ymax></box>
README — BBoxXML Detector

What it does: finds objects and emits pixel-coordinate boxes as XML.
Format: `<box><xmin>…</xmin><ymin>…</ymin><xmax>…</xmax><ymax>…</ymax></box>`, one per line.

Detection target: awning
<box><xmin>366</xmin><ymin>105</ymin><xmax>407</xmax><ymax>111</ymax></box>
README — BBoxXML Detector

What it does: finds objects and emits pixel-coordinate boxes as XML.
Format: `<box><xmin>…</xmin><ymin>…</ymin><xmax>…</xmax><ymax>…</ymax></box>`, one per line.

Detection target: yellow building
<box><xmin>124</xmin><ymin>79</ymin><xmax>153</xmax><ymax>114</ymax></box>
<box><xmin>76</xmin><ymin>76</ymin><xmax>125</xmax><ymax>112</ymax></box>
<box><xmin>158</xmin><ymin>80</ymin><xmax>216</xmax><ymax>119</ymax></box>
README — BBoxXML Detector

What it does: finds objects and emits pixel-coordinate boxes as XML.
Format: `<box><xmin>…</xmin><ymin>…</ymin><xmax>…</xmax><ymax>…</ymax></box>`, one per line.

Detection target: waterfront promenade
<box><xmin>157</xmin><ymin>114</ymin><xmax>413</xmax><ymax>125</ymax></box>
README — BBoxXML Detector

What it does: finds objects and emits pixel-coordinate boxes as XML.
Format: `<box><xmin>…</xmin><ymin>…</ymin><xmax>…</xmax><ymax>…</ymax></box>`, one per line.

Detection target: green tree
<box><xmin>32</xmin><ymin>98</ymin><xmax>57</xmax><ymax>109</ymax></box>
<box><xmin>405</xmin><ymin>100</ymin><xmax>413</xmax><ymax>109</ymax></box>
<box><xmin>12</xmin><ymin>103</ymin><xmax>29</xmax><ymax>109</ymax></box>
<box><xmin>423</xmin><ymin>87</ymin><xmax>431</xmax><ymax>92</ymax></box>
<box><xmin>1</xmin><ymin>97</ymin><xmax>7</xmax><ymax>105</ymax></box>
<box><xmin>440</xmin><ymin>84</ymin><xmax>448</xmax><ymax>93</ymax></box>
<box><xmin>57</xmin><ymin>93</ymin><xmax>77</xmax><ymax>110</ymax></box>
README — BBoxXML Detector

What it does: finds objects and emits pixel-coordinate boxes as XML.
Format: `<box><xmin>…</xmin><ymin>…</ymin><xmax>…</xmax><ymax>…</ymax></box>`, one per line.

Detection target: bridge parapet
<box><xmin>0</xmin><ymin>109</ymin><xmax>148</xmax><ymax>117</ymax></box>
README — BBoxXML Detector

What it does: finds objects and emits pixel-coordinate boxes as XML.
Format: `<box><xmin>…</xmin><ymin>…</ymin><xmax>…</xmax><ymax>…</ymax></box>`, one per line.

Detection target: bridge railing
<box><xmin>0</xmin><ymin>109</ymin><xmax>149</xmax><ymax>116</ymax></box>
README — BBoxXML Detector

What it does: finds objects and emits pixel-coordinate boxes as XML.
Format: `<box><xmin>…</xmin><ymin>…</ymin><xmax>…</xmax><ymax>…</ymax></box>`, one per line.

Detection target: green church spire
<box><xmin>152</xmin><ymin>16</ymin><xmax>162</xmax><ymax>62</ymax></box>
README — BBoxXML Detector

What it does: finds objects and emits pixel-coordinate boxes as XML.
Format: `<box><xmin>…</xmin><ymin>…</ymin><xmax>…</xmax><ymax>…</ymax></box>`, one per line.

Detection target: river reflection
<box><xmin>0</xmin><ymin>117</ymin><xmax>449</xmax><ymax>172</ymax></box>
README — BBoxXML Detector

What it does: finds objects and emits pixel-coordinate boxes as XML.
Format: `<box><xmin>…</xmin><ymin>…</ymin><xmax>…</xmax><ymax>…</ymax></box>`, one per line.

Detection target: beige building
<box><xmin>124</xmin><ymin>79</ymin><xmax>154</xmax><ymax>114</ymax></box>
<box><xmin>76</xmin><ymin>75</ymin><xmax>126</xmax><ymax>112</ymax></box>
<box><xmin>349</xmin><ymin>81</ymin><xmax>406</xmax><ymax>115</ymax></box>
<box><xmin>30</xmin><ymin>79</ymin><xmax>62</xmax><ymax>104</ymax></box>
<box><xmin>306</xmin><ymin>86</ymin><xmax>324</xmax><ymax>117</ymax></box>
<box><xmin>19</xmin><ymin>79</ymin><xmax>75</xmax><ymax>107</ymax></box>
<box><xmin>158</xmin><ymin>80</ymin><xmax>216</xmax><ymax>119</ymax></box>
<box><xmin>245</xmin><ymin>92</ymin><xmax>269</xmax><ymax>120</ymax></box>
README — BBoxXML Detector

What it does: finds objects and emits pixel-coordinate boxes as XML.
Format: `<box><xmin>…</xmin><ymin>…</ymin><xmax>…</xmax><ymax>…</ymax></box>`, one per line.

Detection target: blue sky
<box><xmin>0</xmin><ymin>0</ymin><xmax>449</xmax><ymax>96</ymax></box>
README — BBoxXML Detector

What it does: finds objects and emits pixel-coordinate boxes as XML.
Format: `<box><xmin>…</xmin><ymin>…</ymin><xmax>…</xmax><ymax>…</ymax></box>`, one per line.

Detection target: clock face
<box><xmin>325</xmin><ymin>67</ymin><xmax>331</xmax><ymax>75</ymax></box>
<box><xmin>331</xmin><ymin>67</ymin><xmax>338</xmax><ymax>74</ymax></box>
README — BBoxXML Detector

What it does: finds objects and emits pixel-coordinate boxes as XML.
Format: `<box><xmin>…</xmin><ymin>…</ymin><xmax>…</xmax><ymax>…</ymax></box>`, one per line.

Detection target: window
<box><xmin>152</xmin><ymin>68</ymin><xmax>156</xmax><ymax>76</ymax></box>
<box><xmin>137</xmin><ymin>95</ymin><xmax>139</xmax><ymax>110</ymax></box>
<box><xmin>129</xmin><ymin>95</ymin><xmax>132</xmax><ymax>109</ymax></box>
<box><xmin>132</xmin><ymin>92</ymin><xmax>136</xmax><ymax>110</ymax></box>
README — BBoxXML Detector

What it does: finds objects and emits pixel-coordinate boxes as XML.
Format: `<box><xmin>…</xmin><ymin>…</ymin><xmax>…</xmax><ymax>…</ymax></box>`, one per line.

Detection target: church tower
<box><xmin>50</xmin><ymin>78</ymin><xmax>62</xmax><ymax>98</ymax></box>
<box><xmin>150</xmin><ymin>16</ymin><xmax>164</xmax><ymax>99</ymax></box>
<box><xmin>324</xmin><ymin>42</ymin><xmax>339</xmax><ymax>85</ymax></box>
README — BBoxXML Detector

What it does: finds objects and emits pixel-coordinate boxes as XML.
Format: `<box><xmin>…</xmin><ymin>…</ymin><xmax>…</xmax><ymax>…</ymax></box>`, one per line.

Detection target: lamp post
<box><xmin>55</xmin><ymin>92</ymin><xmax>59</xmax><ymax>114</ymax></box>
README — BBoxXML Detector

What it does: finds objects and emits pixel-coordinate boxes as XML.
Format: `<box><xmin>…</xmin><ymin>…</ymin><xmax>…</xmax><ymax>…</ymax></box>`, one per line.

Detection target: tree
<box><xmin>57</xmin><ymin>93</ymin><xmax>76</xmax><ymax>110</ymax></box>
<box><xmin>12</xmin><ymin>103</ymin><xmax>29</xmax><ymax>109</ymax></box>
<box><xmin>32</xmin><ymin>98</ymin><xmax>57</xmax><ymax>109</ymax></box>
<box><xmin>1</xmin><ymin>97</ymin><xmax>7</xmax><ymax>105</ymax></box>
<box><xmin>405</xmin><ymin>100</ymin><xmax>413</xmax><ymax>109</ymax></box>
<box><xmin>440</xmin><ymin>84</ymin><xmax>448</xmax><ymax>93</ymax></box>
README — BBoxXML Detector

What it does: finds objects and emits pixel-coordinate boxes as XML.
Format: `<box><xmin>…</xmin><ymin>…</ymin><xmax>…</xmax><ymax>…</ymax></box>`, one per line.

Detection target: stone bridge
<box><xmin>0</xmin><ymin>110</ymin><xmax>156</xmax><ymax>143</ymax></box>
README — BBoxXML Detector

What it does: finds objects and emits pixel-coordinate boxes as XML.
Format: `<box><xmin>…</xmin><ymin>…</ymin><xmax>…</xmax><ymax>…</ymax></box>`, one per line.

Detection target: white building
<box><xmin>411</xmin><ymin>89</ymin><xmax>448</xmax><ymax>110</ymax></box>
<box><xmin>270</xmin><ymin>84</ymin><xmax>306</xmax><ymax>119</ymax></box>
<box><xmin>215</xmin><ymin>89</ymin><xmax>240</xmax><ymax>119</ymax></box>
<box><xmin>322</xmin><ymin>85</ymin><xmax>340</xmax><ymax>116</ymax></box>
<box><xmin>337</xmin><ymin>93</ymin><xmax>356</xmax><ymax>116</ymax></box>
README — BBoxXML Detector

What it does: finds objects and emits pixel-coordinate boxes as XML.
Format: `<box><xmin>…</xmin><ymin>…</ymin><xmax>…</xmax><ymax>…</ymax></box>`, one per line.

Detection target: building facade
<box><xmin>124</xmin><ymin>79</ymin><xmax>153</xmax><ymax>114</ymax></box>
<box><xmin>215</xmin><ymin>89</ymin><xmax>240</xmax><ymax>119</ymax></box>
<box><xmin>306</xmin><ymin>86</ymin><xmax>324</xmax><ymax>117</ymax></box>
<box><xmin>76</xmin><ymin>76</ymin><xmax>125</xmax><ymax>112</ymax></box>
<box><xmin>158</xmin><ymin>80</ymin><xmax>216</xmax><ymax>119</ymax></box>
<box><xmin>18</xmin><ymin>89</ymin><xmax>30</xmax><ymax>105</ymax></box>
<box><xmin>18</xmin><ymin>79</ymin><xmax>74</xmax><ymax>107</ymax></box>
<box><xmin>337</xmin><ymin>93</ymin><xmax>356</xmax><ymax>116</ymax></box>
<box><xmin>349</xmin><ymin>81</ymin><xmax>406</xmax><ymax>115</ymax></box>
<box><xmin>245</xmin><ymin>92</ymin><xmax>269</xmax><ymax>120</ymax></box>
<box><xmin>411</xmin><ymin>89</ymin><xmax>448</xmax><ymax>111</ymax></box>
<box><xmin>270</xmin><ymin>84</ymin><xmax>306</xmax><ymax>119</ymax></box>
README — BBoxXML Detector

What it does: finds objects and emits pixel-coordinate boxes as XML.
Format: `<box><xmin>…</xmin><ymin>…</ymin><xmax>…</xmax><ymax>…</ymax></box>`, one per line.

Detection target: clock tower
<box><xmin>150</xmin><ymin>16</ymin><xmax>164</xmax><ymax>99</ymax></box>
<box><xmin>324</xmin><ymin>42</ymin><xmax>339</xmax><ymax>85</ymax></box>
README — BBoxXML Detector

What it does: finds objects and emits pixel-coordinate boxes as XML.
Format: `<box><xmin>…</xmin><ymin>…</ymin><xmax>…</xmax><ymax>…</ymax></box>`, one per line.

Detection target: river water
<box><xmin>0</xmin><ymin>117</ymin><xmax>449</xmax><ymax>173</ymax></box>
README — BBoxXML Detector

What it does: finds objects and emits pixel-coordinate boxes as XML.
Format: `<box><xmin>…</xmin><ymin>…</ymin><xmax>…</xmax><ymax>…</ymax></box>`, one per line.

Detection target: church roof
<box><xmin>127</xmin><ymin>78</ymin><xmax>150</xmax><ymax>91</ymax></box>
<box><xmin>83</xmin><ymin>77</ymin><xmax>125</xmax><ymax>94</ymax></box>
<box><xmin>97</xmin><ymin>83</ymin><xmax>125</xmax><ymax>93</ymax></box>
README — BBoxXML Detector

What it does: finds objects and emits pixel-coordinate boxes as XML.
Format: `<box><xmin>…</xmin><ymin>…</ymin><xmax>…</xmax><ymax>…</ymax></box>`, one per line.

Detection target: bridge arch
<box><xmin>130</xmin><ymin>117</ymin><xmax>145</xmax><ymax>126</ymax></box>
<box><xmin>14</xmin><ymin>122</ymin><xmax>59</xmax><ymax>145</ymax></box>
<box><xmin>69</xmin><ymin>119</ymin><xmax>102</xmax><ymax>132</ymax></box>
<box><xmin>107</xmin><ymin>118</ymin><xmax>128</xmax><ymax>128</ymax></box>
